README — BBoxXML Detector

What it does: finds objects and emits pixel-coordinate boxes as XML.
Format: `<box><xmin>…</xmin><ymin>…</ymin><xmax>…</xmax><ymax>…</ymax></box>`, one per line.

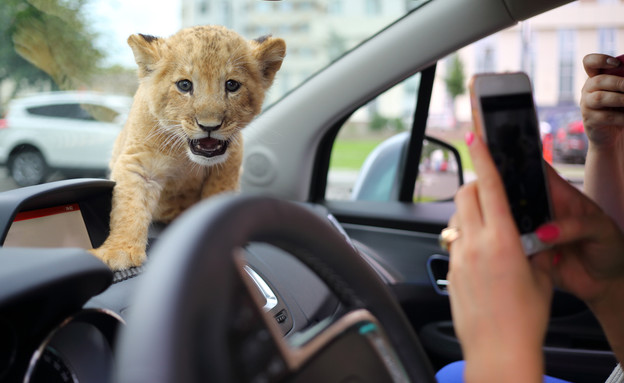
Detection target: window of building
<box><xmin>598</xmin><ymin>28</ymin><xmax>617</xmax><ymax>57</ymax></box>
<box><xmin>326</xmin><ymin>74</ymin><xmax>422</xmax><ymax>201</ymax></box>
<box><xmin>298</xmin><ymin>2</ymin><xmax>314</xmax><ymax>11</ymax></box>
<box><xmin>328</xmin><ymin>1</ymin><xmax>344</xmax><ymax>15</ymax></box>
<box><xmin>198</xmin><ymin>0</ymin><xmax>209</xmax><ymax>15</ymax></box>
<box><xmin>558</xmin><ymin>29</ymin><xmax>576</xmax><ymax>104</ymax></box>
<box><xmin>475</xmin><ymin>37</ymin><xmax>497</xmax><ymax>73</ymax></box>
<box><xmin>519</xmin><ymin>22</ymin><xmax>536</xmax><ymax>80</ymax></box>
<box><xmin>280</xmin><ymin>2</ymin><xmax>294</xmax><ymax>12</ymax></box>
<box><xmin>255</xmin><ymin>2</ymin><xmax>272</xmax><ymax>12</ymax></box>
<box><xmin>365</xmin><ymin>0</ymin><xmax>382</xmax><ymax>15</ymax></box>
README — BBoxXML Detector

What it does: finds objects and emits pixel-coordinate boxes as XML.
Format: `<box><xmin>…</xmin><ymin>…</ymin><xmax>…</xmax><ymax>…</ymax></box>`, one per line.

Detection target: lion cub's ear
<box><xmin>251</xmin><ymin>36</ymin><xmax>286</xmax><ymax>89</ymax></box>
<box><xmin>128</xmin><ymin>34</ymin><xmax>164</xmax><ymax>77</ymax></box>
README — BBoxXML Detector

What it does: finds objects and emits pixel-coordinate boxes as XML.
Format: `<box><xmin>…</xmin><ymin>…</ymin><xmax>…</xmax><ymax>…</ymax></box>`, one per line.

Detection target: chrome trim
<box><xmin>234</xmin><ymin>251</ymin><xmax>410</xmax><ymax>382</ymax></box>
<box><xmin>243</xmin><ymin>265</ymin><xmax>279</xmax><ymax>312</ymax></box>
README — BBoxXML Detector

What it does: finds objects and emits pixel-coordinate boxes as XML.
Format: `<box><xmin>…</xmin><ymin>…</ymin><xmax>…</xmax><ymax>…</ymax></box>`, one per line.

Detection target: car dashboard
<box><xmin>0</xmin><ymin>179</ymin><xmax>345</xmax><ymax>382</ymax></box>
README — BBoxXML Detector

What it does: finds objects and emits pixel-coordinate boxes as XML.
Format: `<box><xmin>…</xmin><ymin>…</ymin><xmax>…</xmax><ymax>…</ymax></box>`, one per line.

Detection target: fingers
<box><xmin>582</xmin><ymin>76</ymin><xmax>624</xmax><ymax>108</ymax></box>
<box><xmin>544</xmin><ymin>164</ymin><xmax>597</xmax><ymax>217</ymax></box>
<box><xmin>465</xmin><ymin>132</ymin><xmax>515</xmax><ymax>230</ymax></box>
<box><xmin>583</xmin><ymin>53</ymin><xmax>622</xmax><ymax>77</ymax></box>
<box><xmin>454</xmin><ymin>182</ymin><xmax>482</xmax><ymax>236</ymax></box>
<box><xmin>536</xmin><ymin>214</ymin><xmax>609</xmax><ymax>247</ymax></box>
<box><xmin>580</xmin><ymin>73</ymin><xmax>624</xmax><ymax>145</ymax></box>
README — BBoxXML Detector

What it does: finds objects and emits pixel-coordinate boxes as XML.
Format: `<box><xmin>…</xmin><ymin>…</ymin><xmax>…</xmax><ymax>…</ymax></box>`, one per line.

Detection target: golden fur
<box><xmin>90</xmin><ymin>26</ymin><xmax>285</xmax><ymax>269</ymax></box>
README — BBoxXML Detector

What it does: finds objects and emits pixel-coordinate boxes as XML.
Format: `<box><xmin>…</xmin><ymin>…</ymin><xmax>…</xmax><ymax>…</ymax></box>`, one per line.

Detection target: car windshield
<box><xmin>0</xmin><ymin>0</ymin><xmax>424</xmax><ymax>191</ymax></box>
<box><xmin>0</xmin><ymin>0</ymin><xmax>616</xmax><ymax>194</ymax></box>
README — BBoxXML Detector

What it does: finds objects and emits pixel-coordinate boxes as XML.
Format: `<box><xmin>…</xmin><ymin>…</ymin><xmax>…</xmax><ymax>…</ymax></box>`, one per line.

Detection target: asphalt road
<box><xmin>0</xmin><ymin>168</ymin><xmax>75</xmax><ymax>192</ymax></box>
<box><xmin>0</xmin><ymin>169</ymin><xmax>18</xmax><ymax>192</ymax></box>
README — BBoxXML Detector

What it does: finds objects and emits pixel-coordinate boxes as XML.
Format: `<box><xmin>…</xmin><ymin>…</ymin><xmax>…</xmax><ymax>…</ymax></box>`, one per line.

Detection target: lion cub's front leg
<box><xmin>90</xmin><ymin>166</ymin><xmax>161</xmax><ymax>270</ymax></box>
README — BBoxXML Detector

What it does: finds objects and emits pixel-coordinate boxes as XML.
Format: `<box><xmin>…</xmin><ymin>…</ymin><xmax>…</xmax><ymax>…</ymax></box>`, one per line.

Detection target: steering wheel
<box><xmin>114</xmin><ymin>194</ymin><xmax>436</xmax><ymax>382</ymax></box>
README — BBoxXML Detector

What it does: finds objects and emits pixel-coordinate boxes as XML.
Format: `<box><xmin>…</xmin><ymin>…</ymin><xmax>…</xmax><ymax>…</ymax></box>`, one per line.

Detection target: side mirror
<box><xmin>350</xmin><ymin>132</ymin><xmax>464</xmax><ymax>202</ymax></box>
<box><xmin>414</xmin><ymin>135</ymin><xmax>464</xmax><ymax>202</ymax></box>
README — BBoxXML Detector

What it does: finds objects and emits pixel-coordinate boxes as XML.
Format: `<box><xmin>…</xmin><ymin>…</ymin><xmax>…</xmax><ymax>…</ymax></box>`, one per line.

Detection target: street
<box><xmin>0</xmin><ymin>168</ymin><xmax>77</xmax><ymax>192</ymax></box>
<box><xmin>0</xmin><ymin>169</ymin><xmax>17</xmax><ymax>192</ymax></box>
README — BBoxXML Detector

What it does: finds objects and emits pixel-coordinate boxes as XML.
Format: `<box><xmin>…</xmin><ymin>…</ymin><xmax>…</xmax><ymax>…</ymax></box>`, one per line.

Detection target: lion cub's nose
<box><xmin>197</xmin><ymin>122</ymin><xmax>221</xmax><ymax>132</ymax></box>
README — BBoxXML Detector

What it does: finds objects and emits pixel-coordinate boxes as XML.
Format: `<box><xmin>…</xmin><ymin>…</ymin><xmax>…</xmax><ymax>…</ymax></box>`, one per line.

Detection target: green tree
<box><xmin>0</xmin><ymin>0</ymin><xmax>103</xmax><ymax>106</ymax></box>
<box><xmin>444</xmin><ymin>53</ymin><xmax>465</xmax><ymax>129</ymax></box>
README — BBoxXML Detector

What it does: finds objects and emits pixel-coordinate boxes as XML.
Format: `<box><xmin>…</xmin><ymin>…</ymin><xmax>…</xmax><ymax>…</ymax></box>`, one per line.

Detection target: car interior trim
<box><xmin>398</xmin><ymin>64</ymin><xmax>437</xmax><ymax>203</ymax></box>
<box><xmin>243</xmin><ymin>265</ymin><xmax>279</xmax><ymax>312</ymax></box>
<box><xmin>24</xmin><ymin>308</ymin><xmax>123</xmax><ymax>383</ymax></box>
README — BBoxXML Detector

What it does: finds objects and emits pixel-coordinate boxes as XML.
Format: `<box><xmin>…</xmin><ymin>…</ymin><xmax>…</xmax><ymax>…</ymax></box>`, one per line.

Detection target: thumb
<box><xmin>534</xmin><ymin>214</ymin><xmax>609</xmax><ymax>247</ymax></box>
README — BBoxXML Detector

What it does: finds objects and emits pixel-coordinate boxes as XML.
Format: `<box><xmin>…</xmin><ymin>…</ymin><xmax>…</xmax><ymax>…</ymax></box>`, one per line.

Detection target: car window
<box><xmin>0</xmin><ymin>0</ymin><xmax>419</xmax><ymax>192</ymax></box>
<box><xmin>327</xmin><ymin>2</ymin><xmax>619</xmax><ymax>203</ymax></box>
<box><xmin>326</xmin><ymin>74</ymin><xmax>419</xmax><ymax>201</ymax></box>
<box><xmin>26</xmin><ymin>103</ymin><xmax>114</xmax><ymax>122</ymax></box>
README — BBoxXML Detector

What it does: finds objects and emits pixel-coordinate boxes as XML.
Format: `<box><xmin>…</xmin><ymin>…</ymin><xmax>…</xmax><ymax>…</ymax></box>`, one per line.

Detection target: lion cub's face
<box><xmin>128</xmin><ymin>26</ymin><xmax>285</xmax><ymax>166</ymax></box>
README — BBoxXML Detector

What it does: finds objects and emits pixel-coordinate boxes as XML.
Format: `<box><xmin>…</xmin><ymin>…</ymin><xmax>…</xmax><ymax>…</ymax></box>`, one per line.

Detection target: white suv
<box><xmin>0</xmin><ymin>91</ymin><xmax>132</xmax><ymax>186</ymax></box>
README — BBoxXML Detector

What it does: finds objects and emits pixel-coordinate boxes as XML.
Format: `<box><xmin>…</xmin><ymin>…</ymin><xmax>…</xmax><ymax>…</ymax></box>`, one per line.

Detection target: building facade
<box><xmin>181</xmin><ymin>0</ymin><xmax>624</xmax><ymax>128</ymax></box>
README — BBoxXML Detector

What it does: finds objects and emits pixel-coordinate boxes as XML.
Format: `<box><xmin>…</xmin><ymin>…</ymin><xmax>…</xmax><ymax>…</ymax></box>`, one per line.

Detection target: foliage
<box><xmin>0</xmin><ymin>0</ymin><xmax>103</xmax><ymax>106</ymax></box>
<box><xmin>369</xmin><ymin>114</ymin><xmax>406</xmax><ymax>132</ymax></box>
<box><xmin>326</xmin><ymin>29</ymin><xmax>348</xmax><ymax>61</ymax></box>
<box><xmin>444</xmin><ymin>53</ymin><xmax>465</xmax><ymax>100</ymax></box>
<box><xmin>369</xmin><ymin>113</ymin><xmax>387</xmax><ymax>131</ymax></box>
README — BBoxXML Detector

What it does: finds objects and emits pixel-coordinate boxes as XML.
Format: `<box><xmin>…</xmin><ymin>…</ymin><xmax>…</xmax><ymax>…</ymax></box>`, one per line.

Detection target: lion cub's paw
<box><xmin>89</xmin><ymin>247</ymin><xmax>146</xmax><ymax>270</ymax></box>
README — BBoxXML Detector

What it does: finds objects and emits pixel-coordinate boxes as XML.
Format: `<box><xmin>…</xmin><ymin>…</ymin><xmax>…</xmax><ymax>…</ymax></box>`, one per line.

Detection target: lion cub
<box><xmin>90</xmin><ymin>26</ymin><xmax>285</xmax><ymax>270</ymax></box>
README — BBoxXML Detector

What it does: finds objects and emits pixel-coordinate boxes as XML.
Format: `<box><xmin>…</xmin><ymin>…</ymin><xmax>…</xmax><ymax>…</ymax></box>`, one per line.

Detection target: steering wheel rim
<box><xmin>114</xmin><ymin>194</ymin><xmax>436</xmax><ymax>382</ymax></box>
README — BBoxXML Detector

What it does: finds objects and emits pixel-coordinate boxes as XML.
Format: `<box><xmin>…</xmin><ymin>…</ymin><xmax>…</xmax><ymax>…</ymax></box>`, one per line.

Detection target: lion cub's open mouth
<box><xmin>189</xmin><ymin>137</ymin><xmax>229</xmax><ymax>158</ymax></box>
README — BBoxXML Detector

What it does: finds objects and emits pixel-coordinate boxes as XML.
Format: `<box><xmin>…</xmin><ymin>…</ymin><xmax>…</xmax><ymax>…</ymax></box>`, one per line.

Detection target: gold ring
<box><xmin>439</xmin><ymin>227</ymin><xmax>460</xmax><ymax>251</ymax></box>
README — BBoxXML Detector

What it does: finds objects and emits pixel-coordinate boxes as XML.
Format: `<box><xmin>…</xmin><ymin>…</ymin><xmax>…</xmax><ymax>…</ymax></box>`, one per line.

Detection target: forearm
<box><xmin>584</xmin><ymin>140</ymin><xmax>624</xmax><ymax>231</ymax></box>
<box><xmin>590</xmin><ymin>279</ymin><xmax>624</xmax><ymax>367</ymax></box>
<box><xmin>464</xmin><ymin>347</ymin><xmax>544</xmax><ymax>383</ymax></box>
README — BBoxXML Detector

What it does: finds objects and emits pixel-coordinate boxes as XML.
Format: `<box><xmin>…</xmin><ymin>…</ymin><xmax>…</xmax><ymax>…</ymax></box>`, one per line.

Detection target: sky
<box><xmin>85</xmin><ymin>0</ymin><xmax>182</xmax><ymax>68</ymax></box>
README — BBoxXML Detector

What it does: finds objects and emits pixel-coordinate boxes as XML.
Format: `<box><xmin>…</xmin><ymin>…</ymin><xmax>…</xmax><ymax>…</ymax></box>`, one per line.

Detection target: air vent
<box><xmin>427</xmin><ymin>254</ymin><xmax>449</xmax><ymax>295</ymax></box>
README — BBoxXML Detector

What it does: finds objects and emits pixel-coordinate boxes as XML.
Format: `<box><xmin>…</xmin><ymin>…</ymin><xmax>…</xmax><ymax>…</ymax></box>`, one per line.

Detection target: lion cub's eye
<box><xmin>225</xmin><ymin>79</ymin><xmax>241</xmax><ymax>92</ymax></box>
<box><xmin>176</xmin><ymin>79</ymin><xmax>193</xmax><ymax>93</ymax></box>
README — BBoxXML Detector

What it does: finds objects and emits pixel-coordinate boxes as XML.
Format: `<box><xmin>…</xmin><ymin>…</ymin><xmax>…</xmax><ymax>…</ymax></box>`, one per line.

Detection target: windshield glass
<box><xmin>0</xmin><ymin>0</ymin><xmax>421</xmax><ymax>191</ymax></box>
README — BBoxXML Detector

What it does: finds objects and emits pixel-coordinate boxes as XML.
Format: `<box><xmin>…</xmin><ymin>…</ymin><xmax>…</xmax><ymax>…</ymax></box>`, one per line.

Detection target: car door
<box><xmin>25</xmin><ymin>102</ymin><xmax>121</xmax><ymax>169</ymax></box>
<box><xmin>313</xmin><ymin>62</ymin><xmax>617</xmax><ymax>383</ymax></box>
<box><xmin>239</xmin><ymin>0</ymin><xmax>620</xmax><ymax>380</ymax></box>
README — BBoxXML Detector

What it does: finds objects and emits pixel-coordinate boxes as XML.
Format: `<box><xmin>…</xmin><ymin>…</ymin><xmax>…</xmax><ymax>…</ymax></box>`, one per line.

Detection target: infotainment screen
<box><xmin>3</xmin><ymin>204</ymin><xmax>92</xmax><ymax>248</ymax></box>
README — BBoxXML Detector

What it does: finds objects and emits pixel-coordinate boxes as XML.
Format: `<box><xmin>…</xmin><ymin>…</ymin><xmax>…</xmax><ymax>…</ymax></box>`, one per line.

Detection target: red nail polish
<box><xmin>536</xmin><ymin>224</ymin><xmax>560</xmax><ymax>242</ymax></box>
<box><xmin>465</xmin><ymin>131</ymin><xmax>474</xmax><ymax>146</ymax></box>
<box><xmin>553</xmin><ymin>252</ymin><xmax>562</xmax><ymax>266</ymax></box>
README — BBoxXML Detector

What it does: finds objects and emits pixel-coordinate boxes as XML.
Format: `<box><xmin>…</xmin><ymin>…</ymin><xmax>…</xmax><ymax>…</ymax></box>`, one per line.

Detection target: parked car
<box><xmin>0</xmin><ymin>0</ymin><xmax>618</xmax><ymax>382</ymax></box>
<box><xmin>0</xmin><ymin>91</ymin><xmax>132</xmax><ymax>186</ymax></box>
<box><xmin>554</xmin><ymin>120</ymin><xmax>589</xmax><ymax>164</ymax></box>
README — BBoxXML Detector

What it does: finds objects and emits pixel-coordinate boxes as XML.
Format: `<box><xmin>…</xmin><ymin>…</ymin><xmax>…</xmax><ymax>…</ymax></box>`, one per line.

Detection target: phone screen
<box><xmin>480</xmin><ymin>93</ymin><xmax>551</xmax><ymax>234</ymax></box>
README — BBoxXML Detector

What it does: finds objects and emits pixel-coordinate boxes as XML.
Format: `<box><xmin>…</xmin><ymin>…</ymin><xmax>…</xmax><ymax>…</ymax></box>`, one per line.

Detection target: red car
<box><xmin>554</xmin><ymin>120</ymin><xmax>588</xmax><ymax>164</ymax></box>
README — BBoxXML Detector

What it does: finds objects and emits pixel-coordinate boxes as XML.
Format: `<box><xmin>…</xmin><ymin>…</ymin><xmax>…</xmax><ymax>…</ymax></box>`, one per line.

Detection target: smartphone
<box><xmin>469</xmin><ymin>72</ymin><xmax>553</xmax><ymax>255</ymax></box>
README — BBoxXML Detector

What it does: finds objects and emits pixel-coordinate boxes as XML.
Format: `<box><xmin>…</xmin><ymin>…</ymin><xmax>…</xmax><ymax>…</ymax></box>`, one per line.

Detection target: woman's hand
<box><xmin>447</xmin><ymin>132</ymin><xmax>553</xmax><ymax>382</ymax></box>
<box><xmin>580</xmin><ymin>54</ymin><xmax>624</xmax><ymax>230</ymax></box>
<box><xmin>538</xmin><ymin>165</ymin><xmax>624</xmax><ymax>308</ymax></box>
<box><xmin>580</xmin><ymin>53</ymin><xmax>624</xmax><ymax>149</ymax></box>
<box><xmin>536</xmin><ymin>164</ymin><xmax>624</xmax><ymax>366</ymax></box>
